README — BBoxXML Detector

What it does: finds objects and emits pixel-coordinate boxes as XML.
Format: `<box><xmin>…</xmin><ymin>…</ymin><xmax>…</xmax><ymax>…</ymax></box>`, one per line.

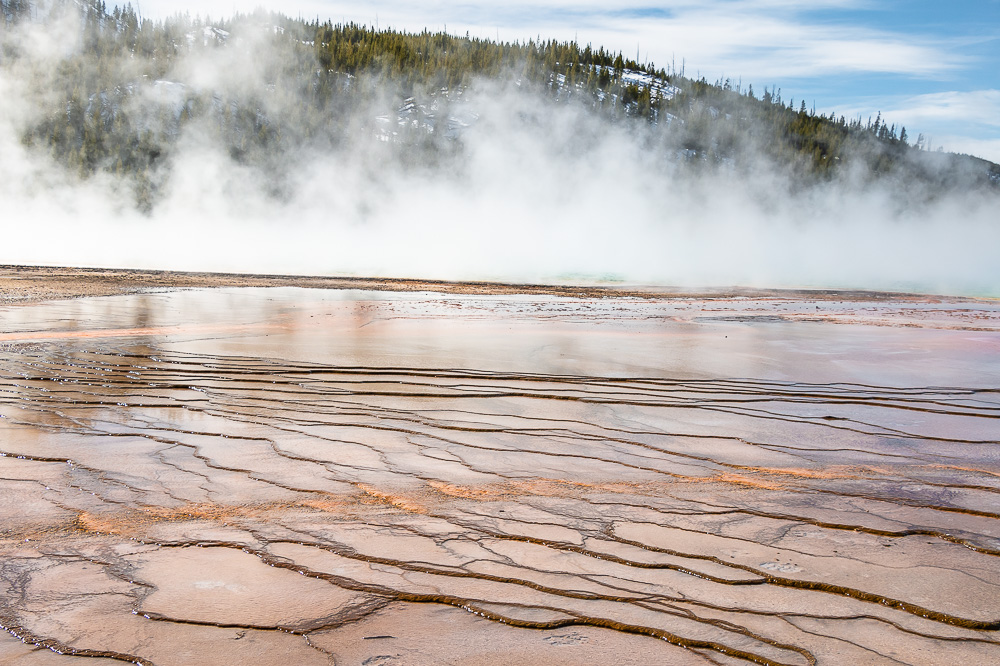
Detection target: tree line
<box><xmin>2</xmin><ymin>0</ymin><xmax>997</xmax><ymax>209</ymax></box>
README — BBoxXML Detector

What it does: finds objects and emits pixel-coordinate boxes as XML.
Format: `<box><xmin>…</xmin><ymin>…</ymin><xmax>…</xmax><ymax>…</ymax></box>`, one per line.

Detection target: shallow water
<box><xmin>1</xmin><ymin>288</ymin><xmax>999</xmax><ymax>664</ymax></box>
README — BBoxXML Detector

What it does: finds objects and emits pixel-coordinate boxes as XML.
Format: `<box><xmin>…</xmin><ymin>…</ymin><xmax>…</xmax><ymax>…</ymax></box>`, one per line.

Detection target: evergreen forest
<box><xmin>3</xmin><ymin>0</ymin><xmax>998</xmax><ymax>211</ymax></box>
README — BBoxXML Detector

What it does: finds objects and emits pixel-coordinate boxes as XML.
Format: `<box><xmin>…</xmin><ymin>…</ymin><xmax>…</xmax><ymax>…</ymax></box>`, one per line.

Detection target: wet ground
<box><xmin>1</xmin><ymin>287</ymin><xmax>999</xmax><ymax>664</ymax></box>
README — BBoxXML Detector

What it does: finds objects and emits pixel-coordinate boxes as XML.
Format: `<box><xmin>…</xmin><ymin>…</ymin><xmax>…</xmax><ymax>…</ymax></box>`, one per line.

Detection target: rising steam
<box><xmin>1</xmin><ymin>6</ymin><xmax>998</xmax><ymax>296</ymax></box>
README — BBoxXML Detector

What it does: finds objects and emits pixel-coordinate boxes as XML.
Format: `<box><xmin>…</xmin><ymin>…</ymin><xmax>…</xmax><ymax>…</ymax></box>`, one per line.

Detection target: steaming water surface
<box><xmin>1</xmin><ymin>288</ymin><xmax>999</xmax><ymax>664</ymax></box>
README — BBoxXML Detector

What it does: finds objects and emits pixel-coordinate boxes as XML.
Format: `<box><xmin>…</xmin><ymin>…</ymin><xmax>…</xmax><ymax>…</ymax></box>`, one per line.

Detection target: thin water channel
<box><xmin>1</xmin><ymin>288</ymin><xmax>999</xmax><ymax>664</ymax></box>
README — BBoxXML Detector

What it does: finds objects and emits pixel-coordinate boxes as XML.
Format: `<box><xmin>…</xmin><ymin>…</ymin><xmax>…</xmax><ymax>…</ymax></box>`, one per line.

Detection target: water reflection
<box><xmin>1</xmin><ymin>288</ymin><xmax>999</xmax><ymax>664</ymax></box>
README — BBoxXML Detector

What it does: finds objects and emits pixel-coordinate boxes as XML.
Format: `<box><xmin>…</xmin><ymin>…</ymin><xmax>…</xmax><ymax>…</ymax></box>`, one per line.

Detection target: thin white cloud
<box><xmin>139</xmin><ymin>0</ymin><xmax>868</xmax><ymax>20</ymax></box>
<box><xmin>137</xmin><ymin>1</ymin><xmax>964</xmax><ymax>79</ymax></box>
<box><xmin>930</xmin><ymin>136</ymin><xmax>1000</xmax><ymax>162</ymax></box>
<box><xmin>883</xmin><ymin>89</ymin><xmax>1000</xmax><ymax>127</ymax></box>
<box><xmin>835</xmin><ymin>90</ymin><xmax>1000</xmax><ymax>161</ymax></box>
<box><xmin>585</xmin><ymin>12</ymin><xmax>964</xmax><ymax>79</ymax></box>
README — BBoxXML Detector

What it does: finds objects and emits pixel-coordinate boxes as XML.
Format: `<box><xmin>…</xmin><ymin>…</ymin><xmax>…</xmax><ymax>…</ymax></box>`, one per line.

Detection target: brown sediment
<box><xmin>1</xmin><ymin>263</ymin><xmax>995</xmax><ymax>305</ymax></box>
<box><xmin>355</xmin><ymin>483</ymin><xmax>431</xmax><ymax>514</ymax></box>
<box><xmin>930</xmin><ymin>464</ymin><xmax>1000</xmax><ymax>479</ymax></box>
<box><xmin>0</xmin><ymin>285</ymin><xmax>998</xmax><ymax>664</ymax></box>
<box><xmin>0</xmin><ymin>618</ymin><xmax>152</xmax><ymax>665</ymax></box>
<box><xmin>704</xmin><ymin>474</ymin><xmax>785</xmax><ymax>491</ymax></box>
<box><xmin>73</xmin><ymin>502</ymin><xmax>301</xmax><ymax>536</ymax></box>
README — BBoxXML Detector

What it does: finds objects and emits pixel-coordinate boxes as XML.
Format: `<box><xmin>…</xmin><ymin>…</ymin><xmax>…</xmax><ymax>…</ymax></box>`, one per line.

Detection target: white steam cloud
<box><xmin>1</xmin><ymin>9</ymin><xmax>998</xmax><ymax>296</ymax></box>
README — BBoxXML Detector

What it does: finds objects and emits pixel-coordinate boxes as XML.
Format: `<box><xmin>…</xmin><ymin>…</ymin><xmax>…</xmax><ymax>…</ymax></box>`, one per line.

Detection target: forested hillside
<box><xmin>3</xmin><ymin>0</ymin><xmax>998</xmax><ymax>211</ymax></box>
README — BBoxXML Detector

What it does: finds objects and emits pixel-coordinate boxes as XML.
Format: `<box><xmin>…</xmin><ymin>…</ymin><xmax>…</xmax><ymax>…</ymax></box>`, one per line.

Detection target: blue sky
<box><xmin>139</xmin><ymin>0</ymin><xmax>1000</xmax><ymax>162</ymax></box>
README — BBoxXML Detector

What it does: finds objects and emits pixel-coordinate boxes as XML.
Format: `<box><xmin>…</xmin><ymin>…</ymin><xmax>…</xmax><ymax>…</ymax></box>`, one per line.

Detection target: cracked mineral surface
<box><xmin>1</xmin><ymin>286</ymin><xmax>998</xmax><ymax>664</ymax></box>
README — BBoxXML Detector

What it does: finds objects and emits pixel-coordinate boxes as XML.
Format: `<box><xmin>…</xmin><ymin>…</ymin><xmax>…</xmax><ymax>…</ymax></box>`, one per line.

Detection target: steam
<box><xmin>2</xmin><ymin>8</ymin><xmax>998</xmax><ymax>296</ymax></box>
